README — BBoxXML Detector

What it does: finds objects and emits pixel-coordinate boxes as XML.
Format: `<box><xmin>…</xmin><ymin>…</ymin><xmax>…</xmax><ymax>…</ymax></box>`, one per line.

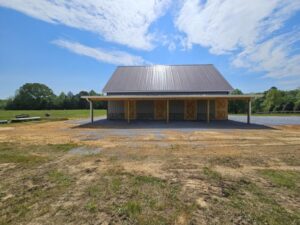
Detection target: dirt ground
<box><xmin>0</xmin><ymin>120</ymin><xmax>299</xmax><ymax>225</ymax></box>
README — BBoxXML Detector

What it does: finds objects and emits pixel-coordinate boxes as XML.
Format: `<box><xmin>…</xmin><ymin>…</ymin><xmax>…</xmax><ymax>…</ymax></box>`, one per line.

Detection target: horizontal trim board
<box><xmin>107</xmin><ymin>91</ymin><xmax>230</xmax><ymax>95</ymax></box>
<box><xmin>82</xmin><ymin>95</ymin><xmax>254</xmax><ymax>101</ymax></box>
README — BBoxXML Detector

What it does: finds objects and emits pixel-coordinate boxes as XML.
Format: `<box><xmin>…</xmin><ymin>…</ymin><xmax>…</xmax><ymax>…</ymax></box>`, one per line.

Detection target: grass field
<box><xmin>230</xmin><ymin>113</ymin><xmax>300</xmax><ymax>116</ymax></box>
<box><xmin>1</xmin><ymin>110</ymin><xmax>298</xmax><ymax>121</ymax></box>
<box><xmin>0</xmin><ymin>120</ymin><xmax>299</xmax><ymax>224</ymax></box>
<box><xmin>0</xmin><ymin>109</ymin><xmax>106</xmax><ymax>120</ymax></box>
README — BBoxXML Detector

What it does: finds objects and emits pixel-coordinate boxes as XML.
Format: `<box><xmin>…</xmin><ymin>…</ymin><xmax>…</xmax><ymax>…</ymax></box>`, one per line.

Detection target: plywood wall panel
<box><xmin>215</xmin><ymin>99</ymin><xmax>228</xmax><ymax>120</ymax></box>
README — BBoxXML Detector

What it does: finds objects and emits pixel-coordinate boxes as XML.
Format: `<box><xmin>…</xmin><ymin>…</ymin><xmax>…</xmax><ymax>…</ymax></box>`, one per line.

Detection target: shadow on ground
<box><xmin>73</xmin><ymin>118</ymin><xmax>274</xmax><ymax>130</ymax></box>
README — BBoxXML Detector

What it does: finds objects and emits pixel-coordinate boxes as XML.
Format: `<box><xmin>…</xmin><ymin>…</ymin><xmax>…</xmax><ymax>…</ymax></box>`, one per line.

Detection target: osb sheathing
<box><xmin>215</xmin><ymin>99</ymin><xmax>228</xmax><ymax>120</ymax></box>
<box><xmin>154</xmin><ymin>100</ymin><xmax>167</xmax><ymax>120</ymax></box>
<box><xmin>184</xmin><ymin>100</ymin><xmax>197</xmax><ymax>120</ymax></box>
<box><xmin>124</xmin><ymin>100</ymin><xmax>136</xmax><ymax>120</ymax></box>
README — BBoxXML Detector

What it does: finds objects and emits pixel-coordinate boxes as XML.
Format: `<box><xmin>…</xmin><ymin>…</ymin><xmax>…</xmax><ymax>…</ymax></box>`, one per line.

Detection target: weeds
<box><xmin>258</xmin><ymin>169</ymin><xmax>300</xmax><ymax>190</ymax></box>
<box><xmin>227</xmin><ymin>181</ymin><xmax>300</xmax><ymax>225</ymax></box>
<box><xmin>85</xmin><ymin>201</ymin><xmax>97</xmax><ymax>213</ymax></box>
<box><xmin>48</xmin><ymin>170</ymin><xmax>72</xmax><ymax>186</ymax></box>
<box><xmin>47</xmin><ymin>143</ymin><xmax>78</xmax><ymax>152</ymax></box>
<box><xmin>134</xmin><ymin>175</ymin><xmax>165</xmax><ymax>186</ymax></box>
<box><xmin>111</xmin><ymin>177</ymin><xmax>122</xmax><ymax>192</ymax></box>
<box><xmin>209</xmin><ymin>156</ymin><xmax>241</xmax><ymax>168</ymax></box>
<box><xmin>84</xmin><ymin>170</ymin><xmax>189</xmax><ymax>224</ymax></box>
<box><xmin>0</xmin><ymin>142</ymin><xmax>76</xmax><ymax>165</ymax></box>
<box><xmin>118</xmin><ymin>201</ymin><xmax>142</xmax><ymax>218</ymax></box>
<box><xmin>202</xmin><ymin>172</ymin><xmax>300</xmax><ymax>225</ymax></box>
<box><xmin>203</xmin><ymin>167</ymin><xmax>222</xmax><ymax>182</ymax></box>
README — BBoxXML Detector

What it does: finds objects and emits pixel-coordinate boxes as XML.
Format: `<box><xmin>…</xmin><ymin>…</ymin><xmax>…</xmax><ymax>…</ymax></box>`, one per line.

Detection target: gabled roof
<box><xmin>103</xmin><ymin>64</ymin><xmax>234</xmax><ymax>93</ymax></box>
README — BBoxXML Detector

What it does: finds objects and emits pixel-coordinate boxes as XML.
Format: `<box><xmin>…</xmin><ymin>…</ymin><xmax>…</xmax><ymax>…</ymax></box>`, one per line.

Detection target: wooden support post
<box><xmin>89</xmin><ymin>100</ymin><xmax>94</xmax><ymax>124</ymax></box>
<box><xmin>166</xmin><ymin>99</ymin><xmax>169</xmax><ymax>123</ymax></box>
<box><xmin>247</xmin><ymin>99</ymin><xmax>251</xmax><ymax>124</ymax></box>
<box><xmin>127</xmin><ymin>100</ymin><xmax>130</xmax><ymax>123</ymax></box>
<box><xmin>207</xmin><ymin>100</ymin><xmax>210</xmax><ymax>123</ymax></box>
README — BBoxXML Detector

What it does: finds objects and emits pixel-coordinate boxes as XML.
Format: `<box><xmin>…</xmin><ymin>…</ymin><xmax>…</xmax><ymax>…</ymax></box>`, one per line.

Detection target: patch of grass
<box><xmin>228</xmin><ymin>181</ymin><xmax>300</xmax><ymax>224</ymax></box>
<box><xmin>203</xmin><ymin>167</ymin><xmax>222</xmax><ymax>182</ymax></box>
<box><xmin>240</xmin><ymin>155</ymin><xmax>268</xmax><ymax>166</ymax></box>
<box><xmin>0</xmin><ymin>143</ymin><xmax>76</xmax><ymax>165</ymax></box>
<box><xmin>109</xmin><ymin>155</ymin><xmax>119</xmax><ymax>162</ymax></box>
<box><xmin>118</xmin><ymin>201</ymin><xmax>142</xmax><ymax>218</ymax></box>
<box><xmin>0</xmin><ymin>152</ymin><xmax>46</xmax><ymax>165</ymax></box>
<box><xmin>134</xmin><ymin>175</ymin><xmax>165</xmax><ymax>186</ymax></box>
<box><xmin>110</xmin><ymin>177</ymin><xmax>121</xmax><ymax>192</ymax></box>
<box><xmin>48</xmin><ymin>170</ymin><xmax>72</xmax><ymax>186</ymax></box>
<box><xmin>170</xmin><ymin>144</ymin><xmax>180</xmax><ymax>151</ymax></box>
<box><xmin>85</xmin><ymin>201</ymin><xmax>97</xmax><ymax>213</ymax></box>
<box><xmin>84</xmin><ymin>170</ymin><xmax>190</xmax><ymax>224</ymax></box>
<box><xmin>202</xmin><ymin>173</ymin><xmax>300</xmax><ymax>225</ymax></box>
<box><xmin>0</xmin><ymin>191</ymin><xmax>5</xmax><ymax>200</ymax></box>
<box><xmin>0</xmin><ymin>143</ymin><xmax>48</xmax><ymax>165</ymax></box>
<box><xmin>279</xmin><ymin>154</ymin><xmax>300</xmax><ymax>166</ymax></box>
<box><xmin>46</xmin><ymin>143</ymin><xmax>78</xmax><ymax>152</ymax></box>
<box><xmin>87</xmin><ymin>185</ymin><xmax>102</xmax><ymax>198</ymax></box>
<box><xmin>0</xmin><ymin>170</ymin><xmax>75</xmax><ymax>225</ymax></box>
<box><xmin>0</xmin><ymin>109</ymin><xmax>106</xmax><ymax>120</ymax></box>
<box><xmin>258</xmin><ymin>169</ymin><xmax>300</xmax><ymax>190</ymax></box>
<box><xmin>209</xmin><ymin>156</ymin><xmax>241</xmax><ymax>168</ymax></box>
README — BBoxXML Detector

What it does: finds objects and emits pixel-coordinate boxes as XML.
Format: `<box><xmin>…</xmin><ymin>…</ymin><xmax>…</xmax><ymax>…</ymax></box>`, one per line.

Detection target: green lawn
<box><xmin>230</xmin><ymin>113</ymin><xmax>300</xmax><ymax>117</ymax></box>
<box><xmin>0</xmin><ymin>109</ymin><xmax>106</xmax><ymax>120</ymax></box>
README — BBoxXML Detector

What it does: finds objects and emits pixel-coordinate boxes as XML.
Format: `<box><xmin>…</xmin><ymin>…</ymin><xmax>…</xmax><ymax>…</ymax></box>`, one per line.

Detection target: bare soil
<box><xmin>0</xmin><ymin>121</ymin><xmax>299</xmax><ymax>224</ymax></box>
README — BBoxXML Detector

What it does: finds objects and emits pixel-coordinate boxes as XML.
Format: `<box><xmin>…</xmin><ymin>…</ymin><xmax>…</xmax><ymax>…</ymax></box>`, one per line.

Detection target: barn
<box><xmin>82</xmin><ymin>64</ymin><xmax>253</xmax><ymax>124</ymax></box>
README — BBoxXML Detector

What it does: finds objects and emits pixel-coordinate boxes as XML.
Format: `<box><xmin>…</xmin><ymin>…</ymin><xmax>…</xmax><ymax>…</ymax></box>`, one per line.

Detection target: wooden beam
<box><xmin>89</xmin><ymin>100</ymin><xmax>94</xmax><ymax>124</ymax></box>
<box><xmin>247</xmin><ymin>99</ymin><xmax>251</xmax><ymax>124</ymax></box>
<box><xmin>166</xmin><ymin>99</ymin><xmax>169</xmax><ymax>123</ymax></box>
<box><xmin>127</xmin><ymin>100</ymin><xmax>130</xmax><ymax>123</ymax></box>
<box><xmin>207</xmin><ymin>100</ymin><xmax>210</xmax><ymax>123</ymax></box>
<box><xmin>81</xmin><ymin>95</ymin><xmax>255</xmax><ymax>101</ymax></box>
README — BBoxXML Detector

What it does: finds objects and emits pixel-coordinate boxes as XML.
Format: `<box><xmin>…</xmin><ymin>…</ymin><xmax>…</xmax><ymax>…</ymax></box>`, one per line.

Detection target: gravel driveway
<box><xmin>229</xmin><ymin>115</ymin><xmax>300</xmax><ymax>125</ymax></box>
<box><xmin>70</xmin><ymin>115</ymin><xmax>300</xmax><ymax>128</ymax></box>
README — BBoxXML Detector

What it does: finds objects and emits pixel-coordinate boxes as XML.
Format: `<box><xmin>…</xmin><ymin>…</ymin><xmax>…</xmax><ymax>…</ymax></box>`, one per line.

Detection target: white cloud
<box><xmin>52</xmin><ymin>39</ymin><xmax>149</xmax><ymax>65</ymax></box>
<box><xmin>175</xmin><ymin>0</ymin><xmax>300</xmax><ymax>54</ymax></box>
<box><xmin>158</xmin><ymin>34</ymin><xmax>192</xmax><ymax>51</ymax></box>
<box><xmin>233</xmin><ymin>32</ymin><xmax>300</xmax><ymax>79</ymax></box>
<box><xmin>0</xmin><ymin>0</ymin><xmax>170</xmax><ymax>50</ymax></box>
<box><xmin>175</xmin><ymin>0</ymin><xmax>300</xmax><ymax>80</ymax></box>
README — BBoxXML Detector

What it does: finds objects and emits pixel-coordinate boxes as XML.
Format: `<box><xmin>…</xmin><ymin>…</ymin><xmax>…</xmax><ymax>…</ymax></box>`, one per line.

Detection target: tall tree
<box><xmin>77</xmin><ymin>91</ymin><xmax>90</xmax><ymax>109</ymax></box>
<box><xmin>228</xmin><ymin>89</ymin><xmax>247</xmax><ymax>113</ymax></box>
<box><xmin>262</xmin><ymin>87</ymin><xmax>285</xmax><ymax>112</ymax></box>
<box><xmin>6</xmin><ymin>83</ymin><xmax>56</xmax><ymax>110</ymax></box>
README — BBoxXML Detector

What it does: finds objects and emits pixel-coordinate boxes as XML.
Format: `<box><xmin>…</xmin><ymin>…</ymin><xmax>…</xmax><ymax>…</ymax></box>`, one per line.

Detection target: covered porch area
<box><xmin>82</xmin><ymin>95</ymin><xmax>253</xmax><ymax>124</ymax></box>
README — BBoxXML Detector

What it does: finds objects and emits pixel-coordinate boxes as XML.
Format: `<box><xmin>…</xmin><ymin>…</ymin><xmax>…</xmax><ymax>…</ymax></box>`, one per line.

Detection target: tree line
<box><xmin>1</xmin><ymin>83</ymin><xmax>299</xmax><ymax>113</ymax></box>
<box><xmin>229</xmin><ymin>87</ymin><xmax>300</xmax><ymax>114</ymax></box>
<box><xmin>4</xmin><ymin>83</ymin><xmax>106</xmax><ymax>110</ymax></box>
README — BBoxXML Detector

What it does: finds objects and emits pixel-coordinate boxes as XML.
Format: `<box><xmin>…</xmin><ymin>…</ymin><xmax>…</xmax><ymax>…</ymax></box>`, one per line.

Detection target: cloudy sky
<box><xmin>0</xmin><ymin>0</ymin><xmax>300</xmax><ymax>98</ymax></box>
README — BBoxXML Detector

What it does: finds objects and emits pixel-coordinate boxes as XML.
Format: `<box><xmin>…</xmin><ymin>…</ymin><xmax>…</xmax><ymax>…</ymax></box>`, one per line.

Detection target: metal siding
<box><xmin>197</xmin><ymin>100</ymin><xmax>207</xmax><ymax>120</ymax></box>
<box><xmin>169</xmin><ymin>100</ymin><xmax>184</xmax><ymax>120</ymax></box>
<box><xmin>210</xmin><ymin>100</ymin><xmax>216</xmax><ymax>120</ymax></box>
<box><xmin>108</xmin><ymin>101</ymin><xmax>124</xmax><ymax>120</ymax></box>
<box><xmin>196</xmin><ymin>100</ymin><xmax>215</xmax><ymax>120</ymax></box>
<box><xmin>136</xmin><ymin>101</ymin><xmax>154</xmax><ymax>120</ymax></box>
<box><xmin>103</xmin><ymin>65</ymin><xmax>234</xmax><ymax>93</ymax></box>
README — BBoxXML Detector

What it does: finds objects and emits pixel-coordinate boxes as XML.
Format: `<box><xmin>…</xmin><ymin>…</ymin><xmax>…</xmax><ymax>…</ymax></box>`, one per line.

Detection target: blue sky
<box><xmin>0</xmin><ymin>0</ymin><xmax>300</xmax><ymax>99</ymax></box>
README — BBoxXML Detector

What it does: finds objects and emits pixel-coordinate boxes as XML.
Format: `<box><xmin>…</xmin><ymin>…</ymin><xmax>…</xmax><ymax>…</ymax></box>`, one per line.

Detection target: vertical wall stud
<box><xmin>166</xmin><ymin>99</ymin><xmax>169</xmax><ymax>123</ymax></box>
<box><xmin>89</xmin><ymin>100</ymin><xmax>94</xmax><ymax>124</ymax></box>
<box><xmin>247</xmin><ymin>99</ymin><xmax>251</xmax><ymax>124</ymax></box>
<box><xmin>127</xmin><ymin>100</ymin><xmax>130</xmax><ymax>123</ymax></box>
<box><xmin>207</xmin><ymin>100</ymin><xmax>210</xmax><ymax>123</ymax></box>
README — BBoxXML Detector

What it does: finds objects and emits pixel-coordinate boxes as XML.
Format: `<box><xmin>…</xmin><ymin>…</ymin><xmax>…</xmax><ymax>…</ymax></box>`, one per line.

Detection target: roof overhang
<box><xmin>81</xmin><ymin>95</ymin><xmax>255</xmax><ymax>101</ymax></box>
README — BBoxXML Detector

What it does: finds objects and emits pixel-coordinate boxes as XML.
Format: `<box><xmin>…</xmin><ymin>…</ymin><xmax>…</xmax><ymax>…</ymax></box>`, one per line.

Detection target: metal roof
<box><xmin>103</xmin><ymin>64</ymin><xmax>234</xmax><ymax>93</ymax></box>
